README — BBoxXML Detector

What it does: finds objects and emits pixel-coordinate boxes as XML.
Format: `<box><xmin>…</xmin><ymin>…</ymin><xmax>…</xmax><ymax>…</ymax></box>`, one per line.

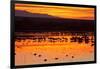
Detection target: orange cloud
<box><xmin>15</xmin><ymin>3</ymin><xmax>95</xmax><ymax>20</ymax></box>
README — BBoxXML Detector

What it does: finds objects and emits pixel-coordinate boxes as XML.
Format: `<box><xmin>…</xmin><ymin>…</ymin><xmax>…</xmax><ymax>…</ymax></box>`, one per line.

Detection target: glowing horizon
<box><xmin>15</xmin><ymin>3</ymin><xmax>95</xmax><ymax>20</ymax></box>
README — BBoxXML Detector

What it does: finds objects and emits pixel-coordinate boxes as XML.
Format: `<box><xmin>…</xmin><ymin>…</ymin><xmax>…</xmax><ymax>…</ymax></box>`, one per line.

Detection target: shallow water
<box><xmin>15</xmin><ymin>32</ymin><xmax>95</xmax><ymax>65</ymax></box>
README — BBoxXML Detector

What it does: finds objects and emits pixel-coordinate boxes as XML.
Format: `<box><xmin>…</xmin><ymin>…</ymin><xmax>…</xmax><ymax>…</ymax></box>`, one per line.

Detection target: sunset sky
<box><xmin>15</xmin><ymin>3</ymin><xmax>95</xmax><ymax>20</ymax></box>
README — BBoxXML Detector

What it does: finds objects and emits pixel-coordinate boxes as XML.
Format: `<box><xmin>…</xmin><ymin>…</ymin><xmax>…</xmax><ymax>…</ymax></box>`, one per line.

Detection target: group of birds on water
<box><xmin>15</xmin><ymin>35</ymin><xmax>94</xmax><ymax>47</ymax></box>
<box><xmin>15</xmin><ymin>52</ymin><xmax>75</xmax><ymax>62</ymax></box>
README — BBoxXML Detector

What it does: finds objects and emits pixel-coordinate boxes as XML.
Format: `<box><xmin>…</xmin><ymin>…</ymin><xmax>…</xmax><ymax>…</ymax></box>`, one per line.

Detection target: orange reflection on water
<box><xmin>15</xmin><ymin>32</ymin><xmax>94</xmax><ymax>65</ymax></box>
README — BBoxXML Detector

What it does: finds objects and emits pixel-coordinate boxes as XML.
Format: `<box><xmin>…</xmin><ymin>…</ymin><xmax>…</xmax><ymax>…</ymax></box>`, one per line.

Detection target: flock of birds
<box><xmin>15</xmin><ymin>35</ymin><xmax>95</xmax><ymax>47</ymax></box>
<box><xmin>15</xmin><ymin>33</ymin><xmax>94</xmax><ymax>65</ymax></box>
